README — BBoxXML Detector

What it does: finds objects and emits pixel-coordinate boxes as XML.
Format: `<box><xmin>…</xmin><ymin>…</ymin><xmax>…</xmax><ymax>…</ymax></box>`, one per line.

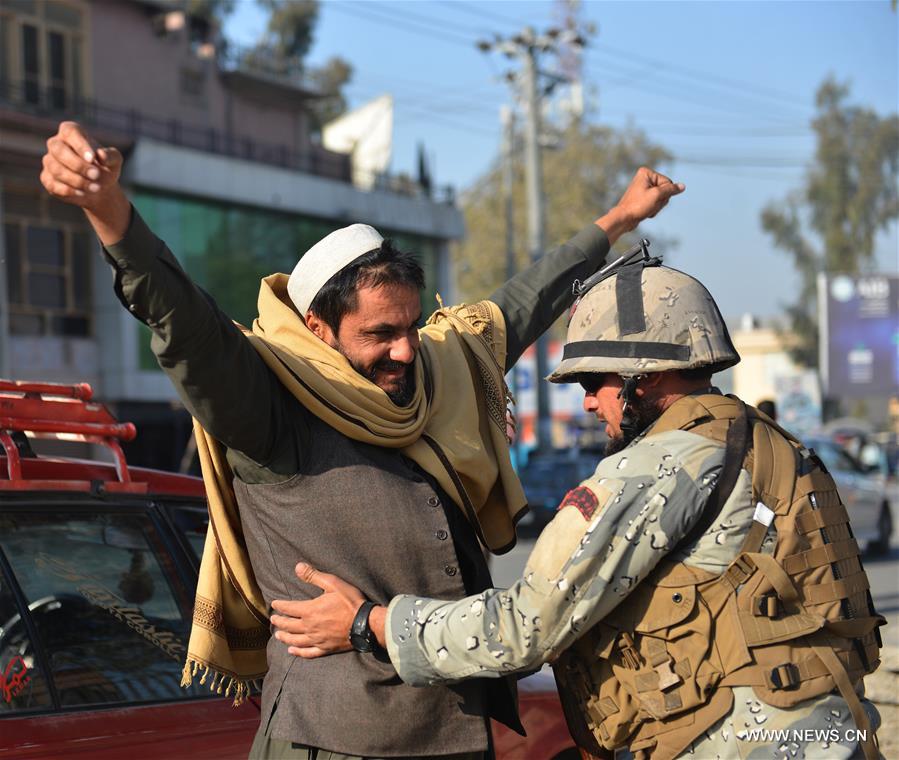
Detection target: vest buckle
<box><xmin>616</xmin><ymin>632</ymin><xmax>641</xmax><ymax>670</ymax></box>
<box><xmin>753</xmin><ymin>594</ymin><xmax>781</xmax><ymax>618</ymax></box>
<box><xmin>723</xmin><ymin>554</ymin><xmax>755</xmax><ymax>590</ymax></box>
<box><xmin>769</xmin><ymin>662</ymin><xmax>800</xmax><ymax>690</ymax></box>
<box><xmin>655</xmin><ymin>659</ymin><xmax>682</xmax><ymax>691</ymax></box>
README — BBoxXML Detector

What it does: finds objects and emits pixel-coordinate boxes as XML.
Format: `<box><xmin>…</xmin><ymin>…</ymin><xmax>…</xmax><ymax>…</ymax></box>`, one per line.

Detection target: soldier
<box><xmin>272</xmin><ymin>255</ymin><xmax>885</xmax><ymax>759</ymax></box>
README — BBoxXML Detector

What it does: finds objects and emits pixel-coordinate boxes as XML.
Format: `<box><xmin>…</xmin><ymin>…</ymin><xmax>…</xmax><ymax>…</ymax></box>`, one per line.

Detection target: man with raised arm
<box><xmin>41</xmin><ymin>120</ymin><xmax>684</xmax><ymax>760</ymax></box>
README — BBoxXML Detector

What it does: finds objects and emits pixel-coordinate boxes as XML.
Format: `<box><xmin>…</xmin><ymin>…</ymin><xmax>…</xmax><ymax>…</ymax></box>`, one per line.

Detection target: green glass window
<box><xmin>132</xmin><ymin>191</ymin><xmax>441</xmax><ymax>371</ymax></box>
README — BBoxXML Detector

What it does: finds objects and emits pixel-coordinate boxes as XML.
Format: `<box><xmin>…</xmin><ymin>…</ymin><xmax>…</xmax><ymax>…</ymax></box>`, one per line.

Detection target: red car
<box><xmin>0</xmin><ymin>380</ymin><xmax>577</xmax><ymax>759</ymax></box>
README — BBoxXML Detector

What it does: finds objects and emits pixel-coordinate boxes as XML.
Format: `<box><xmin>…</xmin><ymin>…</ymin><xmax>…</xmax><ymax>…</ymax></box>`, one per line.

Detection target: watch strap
<box><xmin>350</xmin><ymin>600</ymin><xmax>377</xmax><ymax>652</ymax></box>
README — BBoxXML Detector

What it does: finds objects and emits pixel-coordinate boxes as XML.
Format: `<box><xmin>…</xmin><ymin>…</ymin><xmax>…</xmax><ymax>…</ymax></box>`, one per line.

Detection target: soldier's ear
<box><xmin>636</xmin><ymin>373</ymin><xmax>663</xmax><ymax>395</ymax></box>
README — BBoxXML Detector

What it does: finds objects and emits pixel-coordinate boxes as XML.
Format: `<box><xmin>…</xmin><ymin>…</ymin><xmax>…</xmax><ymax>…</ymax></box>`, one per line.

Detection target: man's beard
<box><xmin>605</xmin><ymin>396</ymin><xmax>663</xmax><ymax>456</ymax></box>
<box><xmin>344</xmin><ymin>352</ymin><xmax>416</xmax><ymax>406</ymax></box>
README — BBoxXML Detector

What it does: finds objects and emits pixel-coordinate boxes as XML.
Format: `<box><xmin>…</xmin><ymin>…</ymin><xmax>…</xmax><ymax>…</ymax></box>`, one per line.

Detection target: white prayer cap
<box><xmin>287</xmin><ymin>223</ymin><xmax>384</xmax><ymax>315</ymax></box>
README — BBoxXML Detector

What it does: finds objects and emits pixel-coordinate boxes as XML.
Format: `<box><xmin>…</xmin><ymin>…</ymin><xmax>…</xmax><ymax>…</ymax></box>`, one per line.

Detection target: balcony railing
<box><xmin>1</xmin><ymin>78</ymin><xmax>456</xmax><ymax>203</ymax></box>
<box><xmin>216</xmin><ymin>43</ymin><xmax>320</xmax><ymax>91</ymax></box>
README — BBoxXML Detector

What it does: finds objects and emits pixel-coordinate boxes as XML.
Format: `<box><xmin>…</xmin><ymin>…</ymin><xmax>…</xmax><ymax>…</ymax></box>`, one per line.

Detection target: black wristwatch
<box><xmin>349</xmin><ymin>600</ymin><xmax>379</xmax><ymax>653</ymax></box>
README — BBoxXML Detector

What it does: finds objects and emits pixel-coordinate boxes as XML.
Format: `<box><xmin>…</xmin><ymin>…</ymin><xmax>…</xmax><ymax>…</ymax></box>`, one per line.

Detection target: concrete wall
<box><xmin>731</xmin><ymin>324</ymin><xmax>803</xmax><ymax>406</ymax></box>
<box><xmin>87</xmin><ymin>0</ymin><xmax>310</xmax><ymax>150</ymax></box>
<box><xmin>124</xmin><ymin>139</ymin><xmax>465</xmax><ymax>241</ymax></box>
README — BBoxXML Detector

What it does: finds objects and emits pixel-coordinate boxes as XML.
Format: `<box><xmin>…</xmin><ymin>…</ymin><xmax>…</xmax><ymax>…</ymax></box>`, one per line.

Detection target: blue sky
<box><xmin>226</xmin><ymin>1</ymin><xmax>898</xmax><ymax>321</ymax></box>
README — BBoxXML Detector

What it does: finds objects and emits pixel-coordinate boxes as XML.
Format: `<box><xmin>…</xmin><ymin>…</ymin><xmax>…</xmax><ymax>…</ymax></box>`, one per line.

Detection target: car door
<box><xmin>0</xmin><ymin>497</ymin><xmax>260</xmax><ymax>759</ymax></box>
<box><xmin>813</xmin><ymin>442</ymin><xmax>878</xmax><ymax>540</ymax></box>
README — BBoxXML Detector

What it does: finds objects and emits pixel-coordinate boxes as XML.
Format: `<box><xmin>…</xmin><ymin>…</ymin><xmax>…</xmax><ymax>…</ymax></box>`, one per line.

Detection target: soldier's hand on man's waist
<box><xmin>271</xmin><ymin>562</ymin><xmax>388</xmax><ymax>658</ymax></box>
<box><xmin>595</xmin><ymin>167</ymin><xmax>685</xmax><ymax>244</ymax></box>
<box><xmin>40</xmin><ymin>121</ymin><xmax>131</xmax><ymax>244</ymax></box>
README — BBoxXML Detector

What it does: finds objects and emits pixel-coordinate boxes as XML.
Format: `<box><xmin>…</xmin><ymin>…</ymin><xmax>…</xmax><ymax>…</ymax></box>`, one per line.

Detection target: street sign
<box><xmin>819</xmin><ymin>273</ymin><xmax>899</xmax><ymax>398</ymax></box>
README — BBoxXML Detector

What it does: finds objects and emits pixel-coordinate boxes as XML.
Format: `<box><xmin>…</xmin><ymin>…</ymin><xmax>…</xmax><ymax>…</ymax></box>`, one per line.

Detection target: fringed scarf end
<box><xmin>181</xmin><ymin>656</ymin><xmax>255</xmax><ymax>706</ymax></box>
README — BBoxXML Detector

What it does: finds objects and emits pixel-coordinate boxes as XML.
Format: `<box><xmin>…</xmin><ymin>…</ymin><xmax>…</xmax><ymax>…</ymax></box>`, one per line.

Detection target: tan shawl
<box><xmin>181</xmin><ymin>274</ymin><xmax>527</xmax><ymax>702</ymax></box>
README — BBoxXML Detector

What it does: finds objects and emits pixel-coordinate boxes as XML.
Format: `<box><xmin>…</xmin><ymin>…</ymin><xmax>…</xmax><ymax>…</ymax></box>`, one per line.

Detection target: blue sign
<box><xmin>821</xmin><ymin>274</ymin><xmax>899</xmax><ymax>398</ymax></box>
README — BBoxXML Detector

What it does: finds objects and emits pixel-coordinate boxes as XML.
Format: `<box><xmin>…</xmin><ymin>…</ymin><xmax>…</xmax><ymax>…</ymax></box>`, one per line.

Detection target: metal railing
<box><xmin>1</xmin><ymin>78</ymin><xmax>456</xmax><ymax>202</ymax></box>
<box><xmin>216</xmin><ymin>43</ymin><xmax>319</xmax><ymax>90</ymax></box>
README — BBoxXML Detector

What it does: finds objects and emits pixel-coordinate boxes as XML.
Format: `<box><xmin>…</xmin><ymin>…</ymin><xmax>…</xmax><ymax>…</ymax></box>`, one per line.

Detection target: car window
<box><xmin>0</xmin><ymin>570</ymin><xmax>53</xmax><ymax>714</ymax></box>
<box><xmin>0</xmin><ymin>510</ymin><xmax>206</xmax><ymax>709</ymax></box>
<box><xmin>813</xmin><ymin>442</ymin><xmax>860</xmax><ymax>474</ymax></box>
<box><xmin>166</xmin><ymin>505</ymin><xmax>208</xmax><ymax>564</ymax></box>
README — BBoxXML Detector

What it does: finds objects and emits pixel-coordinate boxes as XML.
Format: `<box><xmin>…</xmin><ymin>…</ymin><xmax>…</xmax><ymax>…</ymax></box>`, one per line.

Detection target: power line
<box><xmin>598</xmin><ymin>41</ymin><xmax>810</xmax><ymax>111</ymax></box>
<box><xmin>585</xmin><ymin>55</ymin><xmax>809</xmax><ymax>123</ymax></box>
<box><xmin>347</xmin><ymin>70</ymin><xmax>502</xmax><ymax>113</ymax></box>
<box><xmin>342</xmin><ymin>83</ymin><xmax>499</xmax><ymax>137</ymax></box>
<box><xmin>344</xmin><ymin>83</ymin><xmax>497</xmax><ymax>117</ymax></box>
<box><xmin>367</xmin><ymin>0</ymin><xmax>488</xmax><ymax>37</ymax></box>
<box><xmin>326</xmin><ymin>5</ymin><xmax>812</xmax><ymax>132</ymax></box>
<box><xmin>437</xmin><ymin>0</ymin><xmax>526</xmax><ymax>30</ymax></box>
<box><xmin>326</xmin><ymin>2</ymin><xmax>474</xmax><ymax>47</ymax></box>
<box><xmin>589</xmin><ymin>61</ymin><xmax>812</xmax><ymax>126</ymax></box>
<box><xmin>350</xmin><ymin>66</ymin><xmax>814</xmax><ymax>135</ymax></box>
<box><xmin>674</xmin><ymin>154</ymin><xmax>808</xmax><ymax>168</ymax></box>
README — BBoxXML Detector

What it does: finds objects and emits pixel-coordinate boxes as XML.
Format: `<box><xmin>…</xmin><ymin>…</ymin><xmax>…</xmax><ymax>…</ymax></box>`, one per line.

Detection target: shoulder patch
<box><xmin>558</xmin><ymin>485</ymin><xmax>599</xmax><ymax>520</ymax></box>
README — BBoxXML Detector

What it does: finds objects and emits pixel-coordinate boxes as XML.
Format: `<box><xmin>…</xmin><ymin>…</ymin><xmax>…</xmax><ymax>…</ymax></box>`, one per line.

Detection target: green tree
<box><xmin>255</xmin><ymin>0</ymin><xmax>318</xmax><ymax>61</ymax></box>
<box><xmin>185</xmin><ymin>0</ymin><xmax>235</xmax><ymax>25</ymax></box>
<box><xmin>307</xmin><ymin>57</ymin><xmax>353</xmax><ymax>128</ymax></box>
<box><xmin>247</xmin><ymin>1</ymin><xmax>353</xmax><ymax>127</ymax></box>
<box><xmin>761</xmin><ymin>78</ymin><xmax>899</xmax><ymax>367</ymax></box>
<box><xmin>455</xmin><ymin>122</ymin><xmax>672</xmax><ymax>302</ymax></box>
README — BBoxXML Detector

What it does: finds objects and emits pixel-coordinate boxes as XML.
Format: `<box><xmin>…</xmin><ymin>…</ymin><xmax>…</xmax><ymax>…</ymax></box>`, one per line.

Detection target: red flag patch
<box><xmin>559</xmin><ymin>486</ymin><xmax>599</xmax><ymax>520</ymax></box>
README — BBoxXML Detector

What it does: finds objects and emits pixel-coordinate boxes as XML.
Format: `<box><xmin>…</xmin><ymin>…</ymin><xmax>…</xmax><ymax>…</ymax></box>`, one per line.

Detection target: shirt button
<box><xmin>444</xmin><ymin>565</ymin><xmax>457</xmax><ymax>576</ymax></box>
<box><xmin>435</xmin><ymin>529</ymin><xmax>448</xmax><ymax>541</ymax></box>
<box><xmin>427</xmin><ymin>496</ymin><xmax>440</xmax><ymax>507</ymax></box>
<box><xmin>129</xmin><ymin>304</ymin><xmax>138</xmax><ymax>312</ymax></box>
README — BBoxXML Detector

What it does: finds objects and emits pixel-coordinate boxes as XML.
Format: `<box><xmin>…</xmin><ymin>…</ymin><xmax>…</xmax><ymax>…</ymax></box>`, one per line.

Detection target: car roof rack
<box><xmin>0</xmin><ymin>379</ymin><xmax>147</xmax><ymax>493</ymax></box>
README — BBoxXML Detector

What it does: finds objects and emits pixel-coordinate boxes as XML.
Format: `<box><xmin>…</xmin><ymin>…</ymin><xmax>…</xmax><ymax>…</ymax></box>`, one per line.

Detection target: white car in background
<box><xmin>807</xmin><ymin>436</ymin><xmax>894</xmax><ymax>554</ymax></box>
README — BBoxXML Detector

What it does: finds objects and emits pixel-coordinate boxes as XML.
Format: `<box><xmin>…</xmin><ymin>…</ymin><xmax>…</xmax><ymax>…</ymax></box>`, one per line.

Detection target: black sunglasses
<box><xmin>577</xmin><ymin>373</ymin><xmax>607</xmax><ymax>395</ymax></box>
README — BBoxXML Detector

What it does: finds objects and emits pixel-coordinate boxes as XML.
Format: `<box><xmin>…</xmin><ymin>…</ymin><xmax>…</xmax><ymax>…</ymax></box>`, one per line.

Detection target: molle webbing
<box><xmin>795</xmin><ymin>504</ymin><xmax>850</xmax><ymax>533</ymax></box>
<box><xmin>558</xmin><ymin>394</ymin><xmax>883</xmax><ymax>760</ymax></box>
<box><xmin>782</xmin><ymin>538</ymin><xmax>860</xmax><ymax>575</ymax></box>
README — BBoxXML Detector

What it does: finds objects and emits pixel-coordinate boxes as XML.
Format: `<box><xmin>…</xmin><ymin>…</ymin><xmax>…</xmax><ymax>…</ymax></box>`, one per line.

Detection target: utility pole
<box><xmin>500</xmin><ymin>105</ymin><xmax>521</xmax><ymax>465</ymax></box>
<box><xmin>478</xmin><ymin>27</ymin><xmax>585</xmax><ymax>455</ymax></box>
<box><xmin>520</xmin><ymin>38</ymin><xmax>552</xmax><ymax>453</ymax></box>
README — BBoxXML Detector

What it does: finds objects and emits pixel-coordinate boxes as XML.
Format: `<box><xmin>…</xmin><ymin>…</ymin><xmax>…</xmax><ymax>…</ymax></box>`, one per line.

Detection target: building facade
<box><xmin>0</xmin><ymin>0</ymin><xmax>463</xmax><ymax>469</ymax></box>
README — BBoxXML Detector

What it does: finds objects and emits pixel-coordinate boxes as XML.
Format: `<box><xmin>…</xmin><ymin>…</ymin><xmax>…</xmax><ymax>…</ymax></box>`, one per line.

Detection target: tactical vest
<box><xmin>554</xmin><ymin>394</ymin><xmax>884</xmax><ymax>760</ymax></box>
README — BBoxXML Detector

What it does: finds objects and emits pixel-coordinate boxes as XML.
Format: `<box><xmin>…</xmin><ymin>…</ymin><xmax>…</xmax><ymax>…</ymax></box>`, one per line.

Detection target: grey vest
<box><xmin>232</xmin><ymin>411</ymin><xmax>520</xmax><ymax>756</ymax></box>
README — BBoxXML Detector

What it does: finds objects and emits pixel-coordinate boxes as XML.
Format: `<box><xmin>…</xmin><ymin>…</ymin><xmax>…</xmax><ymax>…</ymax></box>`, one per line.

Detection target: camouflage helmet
<box><xmin>549</xmin><ymin>259</ymin><xmax>740</xmax><ymax>382</ymax></box>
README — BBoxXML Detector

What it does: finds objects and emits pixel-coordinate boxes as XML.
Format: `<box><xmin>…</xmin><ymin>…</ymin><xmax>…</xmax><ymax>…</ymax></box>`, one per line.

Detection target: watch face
<box><xmin>350</xmin><ymin>630</ymin><xmax>375</xmax><ymax>653</ymax></box>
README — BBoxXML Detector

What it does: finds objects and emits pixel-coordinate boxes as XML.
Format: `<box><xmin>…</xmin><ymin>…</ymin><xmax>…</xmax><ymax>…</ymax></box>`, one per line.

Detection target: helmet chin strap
<box><xmin>617</xmin><ymin>375</ymin><xmax>646</xmax><ymax>439</ymax></box>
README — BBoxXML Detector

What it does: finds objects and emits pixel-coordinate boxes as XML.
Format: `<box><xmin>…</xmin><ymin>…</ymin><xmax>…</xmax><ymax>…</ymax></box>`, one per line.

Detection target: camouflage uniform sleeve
<box><xmin>386</xmin><ymin>429</ymin><xmax>726</xmax><ymax>686</ymax></box>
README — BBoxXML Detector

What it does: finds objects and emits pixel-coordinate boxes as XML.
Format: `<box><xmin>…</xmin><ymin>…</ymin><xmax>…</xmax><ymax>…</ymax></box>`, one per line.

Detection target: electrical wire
<box><xmin>366</xmin><ymin>0</ymin><xmax>488</xmax><ymax>37</ymax></box>
<box><xmin>318</xmin><ymin>4</ymin><xmax>823</xmax><ymax>170</ymax></box>
<box><xmin>597</xmin><ymin>41</ymin><xmax>810</xmax><ymax>110</ymax></box>
<box><xmin>327</xmin><ymin>2</ymin><xmax>475</xmax><ymax>48</ymax></box>
<box><xmin>437</xmin><ymin>0</ymin><xmax>528</xmax><ymax>29</ymax></box>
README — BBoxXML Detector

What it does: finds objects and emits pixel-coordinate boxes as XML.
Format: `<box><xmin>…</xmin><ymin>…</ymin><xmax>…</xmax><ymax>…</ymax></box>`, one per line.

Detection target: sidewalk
<box><xmin>868</xmin><ymin>611</ymin><xmax>899</xmax><ymax>757</ymax></box>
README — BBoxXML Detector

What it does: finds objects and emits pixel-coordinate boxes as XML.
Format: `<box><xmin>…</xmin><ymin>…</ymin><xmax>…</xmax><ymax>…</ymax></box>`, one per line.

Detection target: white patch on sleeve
<box><xmin>753</xmin><ymin>502</ymin><xmax>775</xmax><ymax>527</ymax></box>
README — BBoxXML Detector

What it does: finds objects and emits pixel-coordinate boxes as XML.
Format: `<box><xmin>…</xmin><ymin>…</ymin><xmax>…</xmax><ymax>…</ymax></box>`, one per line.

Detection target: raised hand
<box><xmin>596</xmin><ymin>167</ymin><xmax>685</xmax><ymax>244</ymax></box>
<box><xmin>40</xmin><ymin>121</ymin><xmax>130</xmax><ymax>243</ymax></box>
